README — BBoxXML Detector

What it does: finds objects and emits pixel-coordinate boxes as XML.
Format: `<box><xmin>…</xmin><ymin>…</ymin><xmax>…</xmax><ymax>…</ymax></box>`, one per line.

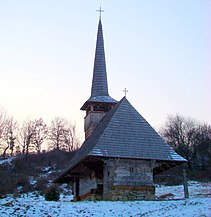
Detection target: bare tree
<box><xmin>0</xmin><ymin>110</ymin><xmax>7</xmax><ymax>155</ymax></box>
<box><xmin>63</xmin><ymin>122</ymin><xmax>80</xmax><ymax>151</ymax></box>
<box><xmin>193</xmin><ymin>123</ymin><xmax>211</xmax><ymax>168</ymax></box>
<box><xmin>48</xmin><ymin>117</ymin><xmax>81</xmax><ymax>151</ymax></box>
<box><xmin>18</xmin><ymin>120</ymin><xmax>35</xmax><ymax>156</ymax></box>
<box><xmin>0</xmin><ymin>110</ymin><xmax>6</xmax><ymax>137</ymax></box>
<box><xmin>31</xmin><ymin>118</ymin><xmax>48</xmax><ymax>153</ymax></box>
<box><xmin>48</xmin><ymin>117</ymin><xmax>67</xmax><ymax>150</ymax></box>
<box><xmin>1</xmin><ymin>116</ymin><xmax>18</xmax><ymax>158</ymax></box>
<box><xmin>160</xmin><ymin>114</ymin><xmax>211</xmax><ymax>168</ymax></box>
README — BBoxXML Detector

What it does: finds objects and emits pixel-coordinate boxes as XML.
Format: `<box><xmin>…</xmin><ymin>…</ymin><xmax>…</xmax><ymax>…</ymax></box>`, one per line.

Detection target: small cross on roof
<box><xmin>123</xmin><ymin>88</ymin><xmax>128</xmax><ymax>97</ymax></box>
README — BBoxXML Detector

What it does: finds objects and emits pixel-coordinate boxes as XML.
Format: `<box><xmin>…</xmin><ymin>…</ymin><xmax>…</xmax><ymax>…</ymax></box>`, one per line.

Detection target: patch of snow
<box><xmin>59</xmin><ymin>194</ymin><xmax>73</xmax><ymax>202</ymax></box>
<box><xmin>156</xmin><ymin>181</ymin><xmax>211</xmax><ymax>199</ymax></box>
<box><xmin>39</xmin><ymin>167</ymin><xmax>56</xmax><ymax>178</ymax></box>
<box><xmin>0</xmin><ymin>157</ymin><xmax>14</xmax><ymax>165</ymax></box>
<box><xmin>41</xmin><ymin>166</ymin><xmax>51</xmax><ymax>172</ymax></box>
<box><xmin>59</xmin><ymin>184</ymin><xmax>72</xmax><ymax>194</ymax></box>
<box><xmin>92</xmin><ymin>148</ymin><xmax>103</xmax><ymax>156</ymax></box>
<box><xmin>29</xmin><ymin>177</ymin><xmax>37</xmax><ymax>186</ymax></box>
<box><xmin>16</xmin><ymin>186</ymin><xmax>23</xmax><ymax>193</ymax></box>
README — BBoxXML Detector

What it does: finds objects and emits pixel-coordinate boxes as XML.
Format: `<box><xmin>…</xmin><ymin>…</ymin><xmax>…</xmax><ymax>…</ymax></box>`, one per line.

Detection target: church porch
<box><xmin>71</xmin><ymin>159</ymin><xmax>104</xmax><ymax>201</ymax></box>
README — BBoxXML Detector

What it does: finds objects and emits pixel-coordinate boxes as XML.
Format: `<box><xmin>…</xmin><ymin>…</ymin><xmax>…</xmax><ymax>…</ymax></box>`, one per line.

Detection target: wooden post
<box><xmin>183</xmin><ymin>169</ymin><xmax>189</xmax><ymax>198</ymax></box>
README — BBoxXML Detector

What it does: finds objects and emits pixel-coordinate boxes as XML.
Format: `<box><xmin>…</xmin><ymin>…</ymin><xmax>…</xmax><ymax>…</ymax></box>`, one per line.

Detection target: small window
<box><xmin>107</xmin><ymin>171</ymin><xmax>110</xmax><ymax>177</ymax></box>
<box><xmin>130</xmin><ymin>167</ymin><xmax>134</xmax><ymax>173</ymax></box>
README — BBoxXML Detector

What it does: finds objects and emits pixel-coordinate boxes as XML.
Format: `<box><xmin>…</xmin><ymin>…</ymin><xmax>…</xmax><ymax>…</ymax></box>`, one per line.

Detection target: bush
<box><xmin>45</xmin><ymin>185</ymin><xmax>60</xmax><ymax>201</ymax></box>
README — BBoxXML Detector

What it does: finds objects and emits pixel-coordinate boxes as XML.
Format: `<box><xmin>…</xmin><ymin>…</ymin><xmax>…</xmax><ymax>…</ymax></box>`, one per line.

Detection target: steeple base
<box><xmin>84</xmin><ymin>112</ymin><xmax>106</xmax><ymax>139</ymax></box>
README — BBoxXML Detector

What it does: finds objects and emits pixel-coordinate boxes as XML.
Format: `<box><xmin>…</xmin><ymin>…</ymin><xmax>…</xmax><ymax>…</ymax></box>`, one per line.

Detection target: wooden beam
<box><xmin>111</xmin><ymin>185</ymin><xmax>155</xmax><ymax>191</ymax></box>
<box><xmin>183</xmin><ymin>169</ymin><xmax>189</xmax><ymax>198</ymax></box>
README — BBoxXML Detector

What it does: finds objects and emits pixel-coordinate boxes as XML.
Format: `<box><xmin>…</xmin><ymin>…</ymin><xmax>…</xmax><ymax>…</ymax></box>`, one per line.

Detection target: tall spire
<box><xmin>81</xmin><ymin>15</ymin><xmax>117</xmax><ymax>111</ymax></box>
<box><xmin>81</xmin><ymin>12</ymin><xmax>117</xmax><ymax>139</ymax></box>
<box><xmin>91</xmin><ymin>19</ymin><xmax>108</xmax><ymax>97</ymax></box>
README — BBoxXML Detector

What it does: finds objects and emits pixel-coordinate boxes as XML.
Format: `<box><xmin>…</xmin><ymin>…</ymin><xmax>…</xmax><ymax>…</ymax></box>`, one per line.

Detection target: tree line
<box><xmin>0</xmin><ymin>110</ymin><xmax>81</xmax><ymax>158</ymax></box>
<box><xmin>160</xmin><ymin>114</ymin><xmax>211</xmax><ymax>170</ymax></box>
<box><xmin>1</xmin><ymin>108</ymin><xmax>210</xmax><ymax>171</ymax></box>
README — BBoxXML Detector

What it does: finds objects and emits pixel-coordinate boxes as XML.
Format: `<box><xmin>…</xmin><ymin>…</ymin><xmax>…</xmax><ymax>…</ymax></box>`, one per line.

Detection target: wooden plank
<box><xmin>111</xmin><ymin>185</ymin><xmax>155</xmax><ymax>191</ymax></box>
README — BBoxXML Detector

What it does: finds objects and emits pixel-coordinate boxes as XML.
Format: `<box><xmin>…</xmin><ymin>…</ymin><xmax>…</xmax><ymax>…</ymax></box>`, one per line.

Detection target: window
<box><xmin>130</xmin><ymin>167</ymin><xmax>134</xmax><ymax>173</ymax></box>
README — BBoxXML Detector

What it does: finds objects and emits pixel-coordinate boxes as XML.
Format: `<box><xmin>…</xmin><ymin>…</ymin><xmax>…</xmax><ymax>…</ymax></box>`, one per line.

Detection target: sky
<box><xmin>0</xmin><ymin>0</ymin><xmax>210</xmax><ymax>138</ymax></box>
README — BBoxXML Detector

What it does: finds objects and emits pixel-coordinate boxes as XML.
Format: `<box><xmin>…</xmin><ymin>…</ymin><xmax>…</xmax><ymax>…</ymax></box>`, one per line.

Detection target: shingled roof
<box><xmin>81</xmin><ymin>19</ymin><xmax>116</xmax><ymax>110</ymax></box>
<box><xmin>58</xmin><ymin>97</ymin><xmax>186</xmax><ymax>180</ymax></box>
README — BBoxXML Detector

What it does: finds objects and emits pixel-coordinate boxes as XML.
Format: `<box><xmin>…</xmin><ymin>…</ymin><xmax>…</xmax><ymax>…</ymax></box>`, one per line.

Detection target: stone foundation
<box><xmin>74</xmin><ymin>185</ymin><xmax>155</xmax><ymax>201</ymax></box>
<box><xmin>103</xmin><ymin>186</ymin><xmax>155</xmax><ymax>201</ymax></box>
<box><xmin>82</xmin><ymin>193</ymin><xmax>103</xmax><ymax>201</ymax></box>
<box><xmin>73</xmin><ymin>188</ymin><xmax>103</xmax><ymax>201</ymax></box>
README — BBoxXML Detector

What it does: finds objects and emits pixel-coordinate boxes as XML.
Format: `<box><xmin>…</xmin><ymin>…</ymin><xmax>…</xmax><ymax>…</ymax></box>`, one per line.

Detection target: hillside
<box><xmin>0</xmin><ymin>151</ymin><xmax>75</xmax><ymax>196</ymax></box>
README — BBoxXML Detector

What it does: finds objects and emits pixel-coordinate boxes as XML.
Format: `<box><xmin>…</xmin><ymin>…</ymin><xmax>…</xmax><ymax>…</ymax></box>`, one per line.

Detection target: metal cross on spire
<box><xmin>96</xmin><ymin>6</ymin><xmax>105</xmax><ymax>20</ymax></box>
<box><xmin>123</xmin><ymin>88</ymin><xmax>128</xmax><ymax>97</ymax></box>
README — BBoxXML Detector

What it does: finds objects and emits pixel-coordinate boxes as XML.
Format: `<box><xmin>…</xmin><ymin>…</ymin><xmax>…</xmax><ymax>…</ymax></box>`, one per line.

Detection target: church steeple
<box><xmin>81</xmin><ymin>15</ymin><xmax>117</xmax><ymax>139</ymax></box>
<box><xmin>91</xmin><ymin>19</ymin><xmax>108</xmax><ymax>97</ymax></box>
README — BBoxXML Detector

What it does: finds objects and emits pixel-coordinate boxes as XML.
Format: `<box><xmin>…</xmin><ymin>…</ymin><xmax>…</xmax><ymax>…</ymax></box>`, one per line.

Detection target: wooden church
<box><xmin>55</xmin><ymin>15</ymin><xmax>186</xmax><ymax>201</ymax></box>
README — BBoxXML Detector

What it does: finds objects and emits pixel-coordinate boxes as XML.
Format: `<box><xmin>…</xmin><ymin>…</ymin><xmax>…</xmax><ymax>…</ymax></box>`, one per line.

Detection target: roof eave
<box><xmin>54</xmin><ymin>154</ymin><xmax>187</xmax><ymax>183</ymax></box>
<box><xmin>80</xmin><ymin>97</ymin><xmax>118</xmax><ymax>110</ymax></box>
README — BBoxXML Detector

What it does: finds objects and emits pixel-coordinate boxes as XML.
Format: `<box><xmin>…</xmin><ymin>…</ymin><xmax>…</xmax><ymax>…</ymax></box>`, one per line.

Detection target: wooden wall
<box><xmin>73</xmin><ymin>158</ymin><xmax>155</xmax><ymax>201</ymax></box>
<box><xmin>103</xmin><ymin>158</ymin><xmax>155</xmax><ymax>200</ymax></box>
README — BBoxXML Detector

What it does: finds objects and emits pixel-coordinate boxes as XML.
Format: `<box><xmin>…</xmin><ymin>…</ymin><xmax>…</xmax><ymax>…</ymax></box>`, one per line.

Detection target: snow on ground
<box><xmin>0</xmin><ymin>157</ymin><xmax>14</xmax><ymax>166</ymax></box>
<box><xmin>156</xmin><ymin>181</ymin><xmax>211</xmax><ymax>199</ymax></box>
<box><xmin>0</xmin><ymin>182</ymin><xmax>210</xmax><ymax>217</ymax></box>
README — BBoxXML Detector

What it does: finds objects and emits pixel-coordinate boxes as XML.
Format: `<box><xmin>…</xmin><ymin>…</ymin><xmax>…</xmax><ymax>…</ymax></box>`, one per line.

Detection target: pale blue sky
<box><xmin>0</xmin><ymin>0</ymin><xmax>210</xmax><ymax>137</ymax></box>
